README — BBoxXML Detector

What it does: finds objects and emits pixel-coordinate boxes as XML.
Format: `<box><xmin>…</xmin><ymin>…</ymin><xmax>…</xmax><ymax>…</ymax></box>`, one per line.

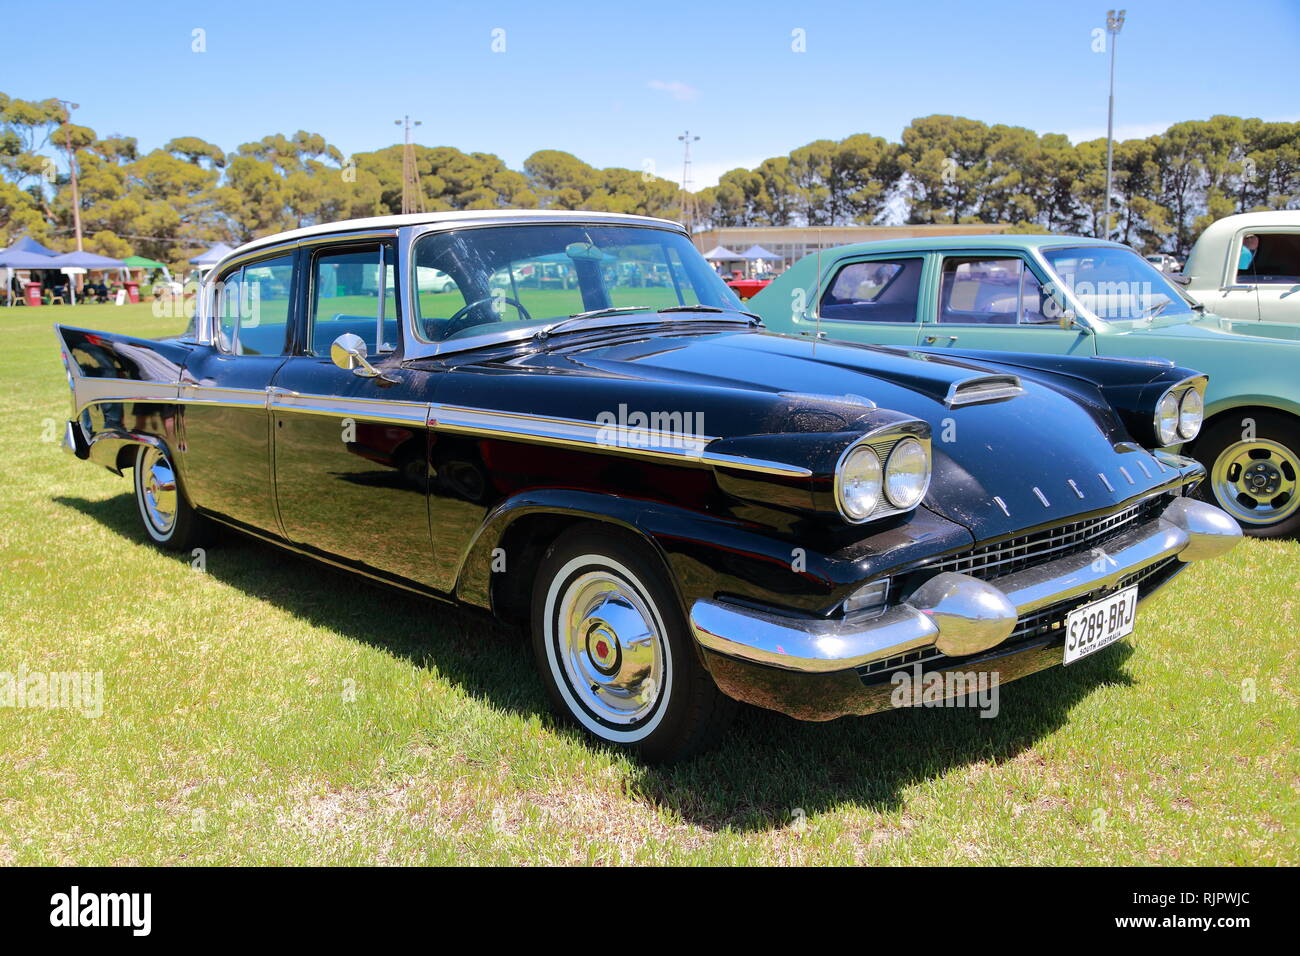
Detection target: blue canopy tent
<box><xmin>44</xmin><ymin>251</ymin><xmax>127</xmax><ymax>305</ymax></box>
<box><xmin>0</xmin><ymin>247</ymin><xmax>60</xmax><ymax>306</ymax></box>
<box><xmin>190</xmin><ymin>243</ymin><xmax>234</xmax><ymax>267</ymax></box>
<box><xmin>1</xmin><ymin>235</ymin><xmax>59</xmax><ymax>257</ymax></box>
<box><xmin>702</xmin><ymin>245</ymin><xmax>744</xmax><ymax>260</ymax></box>
<box><xmin>741</xmin><ymin>243</ymin><xmax>783</xmax><ymax>277</ymax></box>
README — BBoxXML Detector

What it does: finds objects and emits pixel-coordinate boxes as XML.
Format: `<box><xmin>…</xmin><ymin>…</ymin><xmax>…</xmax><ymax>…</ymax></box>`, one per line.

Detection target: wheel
<box><xmin>132</xmin><ymin>443</ymin><xmax>212</xmax><ymax>551</ymax></box>
<box><xmin>530</xmin><ymin>526</ymin><xmax>736</xmax><ymax>762</ymax></box>
<box><xmin>1192</xmin><ymin>411</ymin><xmax>1300</xmax><ymax>538</ymax></box>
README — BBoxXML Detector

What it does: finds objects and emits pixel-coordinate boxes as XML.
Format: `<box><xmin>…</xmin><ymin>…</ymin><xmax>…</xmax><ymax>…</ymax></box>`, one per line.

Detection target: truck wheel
<box><xmin>1193</xmin><ymin>411</ymin><xmax>1300</xmax><ymax>538</ymax></box>
<box><xmin>133</xmin><ymin>444</ymin><xmax>212</xmax><ymax>552</ymax></box>
<box><xmin>530</xmin><ymin>526</ymin><xmax>736</xmax><ymax>762</ymax></box>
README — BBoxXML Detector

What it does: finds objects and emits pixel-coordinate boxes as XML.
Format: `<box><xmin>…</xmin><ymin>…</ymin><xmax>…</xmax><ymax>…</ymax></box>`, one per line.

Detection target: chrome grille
<box><xmin>922</xmin><ymin>494</ymin><xmax>1169</xmax><ymax>582</ymax></box>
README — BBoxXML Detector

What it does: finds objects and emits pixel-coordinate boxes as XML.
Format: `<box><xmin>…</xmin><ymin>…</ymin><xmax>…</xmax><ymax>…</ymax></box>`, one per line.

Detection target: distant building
<box><xmin>692</xmin><ymin>223</ymin><xmax>1017</xmax><ymax>271</ymax></box>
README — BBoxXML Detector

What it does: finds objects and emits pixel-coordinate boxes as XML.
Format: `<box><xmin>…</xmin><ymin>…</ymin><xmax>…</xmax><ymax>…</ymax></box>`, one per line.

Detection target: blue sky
<box><xmin>6</xmin><ymin>0</ymin><xmax>1298</xmax><ymax>187</ymax></box>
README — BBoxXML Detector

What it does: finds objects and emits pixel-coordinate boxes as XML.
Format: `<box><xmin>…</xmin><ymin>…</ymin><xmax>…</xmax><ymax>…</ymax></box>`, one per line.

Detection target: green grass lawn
<box><xmin>1</xmin><ymin>300</ymin><xmax>1296</xmax><ymax>865</ymax></box>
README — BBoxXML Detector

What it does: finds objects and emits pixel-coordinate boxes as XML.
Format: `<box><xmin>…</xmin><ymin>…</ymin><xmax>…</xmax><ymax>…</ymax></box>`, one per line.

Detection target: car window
<box><xmin>1237</xmin><ymin>233</ymin><xmax>1300</xmax><ymax>284</ymax></box>
<box><xmin>310</xmin><ymin>244</ymin><xmax>399</xmax><ymax>355</ymax></box>
<box><xmin>1040</xmin><ymin>246</ymin><xmax>1194</xmax><ymax>321</ymax></box>
<box><xmin>410</xmin><ymin>223</ymin><xmax>741</xmax><ymax>342</ymax></box>
<box><xmin>216</xmin><ymin>254</ymin><xmax>294</xmax><ymax>355</ymax></box>
<box><xmin>939</xmin><ymin>257</ymin><xmax>1049</xmax><ymax>325</ymax></box>
<box><xmin>818</xmin><ymin>258</ymin><xmax>922</xmax><ymax>323</ymax></box>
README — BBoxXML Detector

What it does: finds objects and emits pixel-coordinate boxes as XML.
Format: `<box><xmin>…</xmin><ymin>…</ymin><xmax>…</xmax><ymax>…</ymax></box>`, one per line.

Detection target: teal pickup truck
<box><xmin>750</xmin><ymin>234</ymin><xmax>1300</xmax><ymax>537</ymax></box>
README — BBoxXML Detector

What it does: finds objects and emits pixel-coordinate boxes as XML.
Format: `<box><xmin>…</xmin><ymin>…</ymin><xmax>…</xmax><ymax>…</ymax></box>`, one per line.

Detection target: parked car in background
<box><xmin>1180</xmin><ymin>210</ymin><xmax>1300</xmax><ymax>325</ymax></box>
<box><xmin>1144</xmin><ymin>253</ymin><xmax>1181</xmax><ymax>273</ymax></box>
<box><xmin>55</xmin><ymin>212</ymin><xmax>1244</xmax><ymax>761</ymax></box>
<box><xmin>750</xmin><ymin>234</ymin><xmax>1300</xmax><ymax>537</ymax></box>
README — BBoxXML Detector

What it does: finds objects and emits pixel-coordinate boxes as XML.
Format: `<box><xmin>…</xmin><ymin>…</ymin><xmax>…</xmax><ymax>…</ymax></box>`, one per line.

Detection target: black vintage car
<box><xmin>56</xmin><ymin>211</ymin><xmax>1242</xmax><ymax>761</ymax></box>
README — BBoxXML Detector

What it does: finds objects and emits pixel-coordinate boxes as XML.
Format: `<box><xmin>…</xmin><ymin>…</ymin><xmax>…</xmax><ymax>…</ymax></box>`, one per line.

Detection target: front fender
<box><xmin>453</xmin><ymin>487</ymin><xmax>973</xmax><ymax>619</ymax></box>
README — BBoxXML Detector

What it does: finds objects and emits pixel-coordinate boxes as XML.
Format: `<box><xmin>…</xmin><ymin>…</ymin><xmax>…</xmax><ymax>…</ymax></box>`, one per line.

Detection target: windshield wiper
<box><xmin>658</xmin><ymin>304</ymin><xmax>762</xmax><ymax>320</ymax></box>
<box><xmin>535</xmin><ymin>307</ymin><xmax>652</xmax><ymax>339</ymax></box>
<box><xmin>1139</xmin><ymin>300</ymin><xmax>1171</xmax><ymax>320</ymax></box>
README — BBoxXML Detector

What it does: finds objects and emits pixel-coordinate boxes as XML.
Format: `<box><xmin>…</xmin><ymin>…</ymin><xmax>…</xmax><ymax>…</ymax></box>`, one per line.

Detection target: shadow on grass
<box><xmin>56</xmin><ymin>492</ymin><xmax>1137</xmax><ymax>833</ymax></box>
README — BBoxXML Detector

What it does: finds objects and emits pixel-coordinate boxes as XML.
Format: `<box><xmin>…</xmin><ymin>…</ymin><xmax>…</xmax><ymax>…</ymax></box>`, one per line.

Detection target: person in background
<box><xmin>1239</xmin><ymin>234</ymin><xmax>1259</xmax><ymax>271</ymax></box>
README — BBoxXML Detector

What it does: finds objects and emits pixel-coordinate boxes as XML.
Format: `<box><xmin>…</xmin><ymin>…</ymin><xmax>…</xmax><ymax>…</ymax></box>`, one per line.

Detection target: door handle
<box><xmin>923</xmin><ymin>335</ymin><xmax>959</xmax><ymax>346</ymax></box>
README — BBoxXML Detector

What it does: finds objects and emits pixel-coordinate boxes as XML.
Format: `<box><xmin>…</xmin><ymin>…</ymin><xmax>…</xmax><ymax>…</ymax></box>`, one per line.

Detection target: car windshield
<box><xmin>411</xmin><ymin>223</ymin><xmax>744</xmax><ymax>342</ymax></box>
<box><xmin>1041</xmin><ymin>246</ymin><xmax>1195</xmax><ymax>322</ymax></box>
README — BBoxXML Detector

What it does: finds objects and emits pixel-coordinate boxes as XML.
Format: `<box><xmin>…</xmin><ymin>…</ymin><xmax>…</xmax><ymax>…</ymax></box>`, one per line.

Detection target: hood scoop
<box><xmin>945</xmin><ymin>374</ymin><xmax>1024</xmax><ymax>407</ymax></box>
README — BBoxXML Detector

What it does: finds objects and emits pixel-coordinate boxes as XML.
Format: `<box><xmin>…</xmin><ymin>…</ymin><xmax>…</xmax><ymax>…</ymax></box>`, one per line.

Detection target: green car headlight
<box><xmin>1155</xmin><ymin>391</ymin><xmax>1180</xmax><ymax>446</ymax></box>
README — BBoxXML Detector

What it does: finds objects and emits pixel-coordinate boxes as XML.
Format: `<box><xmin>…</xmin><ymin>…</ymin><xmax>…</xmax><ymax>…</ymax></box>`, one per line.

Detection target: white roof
<box><xmin>223</xmin><ymin>209</ymin><xmax>685</xmax><ymax>266</ymax></box>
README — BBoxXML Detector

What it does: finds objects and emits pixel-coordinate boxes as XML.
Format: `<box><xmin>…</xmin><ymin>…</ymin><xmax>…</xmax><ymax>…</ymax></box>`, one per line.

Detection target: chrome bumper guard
<box><xmin>689</xmin><ymin>497</ymin><xmax>1241</xmax><ymax>674</ymax></box>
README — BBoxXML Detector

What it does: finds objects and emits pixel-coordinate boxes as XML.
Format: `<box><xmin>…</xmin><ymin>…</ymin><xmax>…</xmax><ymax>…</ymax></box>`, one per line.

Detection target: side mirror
<box><xmin>330</xmin><ymin>332</ymin><xmax>370</xmax><ymax>373</ymax></box>
<box><xmin>1058</xmin><ymin>309</ymin><xmax>1083</xmax><ymax>331</ymax></box>
<box><xmin>330</xmin><ymin>332</ymin><xmax>394</xmax><ymax>382</ymax></box>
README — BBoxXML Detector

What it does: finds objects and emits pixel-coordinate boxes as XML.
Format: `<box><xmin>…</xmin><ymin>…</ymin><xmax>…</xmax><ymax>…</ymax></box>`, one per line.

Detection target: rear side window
<box><xmin>215</xmin><ymin>254</ymin><xmax>295</xmax><ymax>355</ymax></box>
<box><xmin>939</xmin><ymin>257</ymin><xmax>1047</xmax><ymax>325</ymax></box>
<box><xmin>819</xmin><ymin>257</ymin><xmax>922</xmax><ymax>323</ymax></box>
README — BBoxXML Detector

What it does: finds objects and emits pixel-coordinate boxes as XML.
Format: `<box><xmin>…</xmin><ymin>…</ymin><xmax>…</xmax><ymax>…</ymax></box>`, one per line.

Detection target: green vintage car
<box><xmin>750</xmin><ymin>234</ymin><xmax>1300</xmax><ymax>537</ymax></box>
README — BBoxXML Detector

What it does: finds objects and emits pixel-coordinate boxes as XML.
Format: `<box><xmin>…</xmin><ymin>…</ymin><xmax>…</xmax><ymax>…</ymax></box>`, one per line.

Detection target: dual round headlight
<box><xmin>1177</xmin><ymin>388</ymin><xmax>1203</xmax><ymax>441</ymax></box>
<box><xmin>836</xmin><ymin>437</ymin><xmax>931</xmax><ymax>522</ymax></box>
<box><xmin>1155</xmin><ymin>387</ymin><xmax>1204</xmax><ymax>445</ymax></box>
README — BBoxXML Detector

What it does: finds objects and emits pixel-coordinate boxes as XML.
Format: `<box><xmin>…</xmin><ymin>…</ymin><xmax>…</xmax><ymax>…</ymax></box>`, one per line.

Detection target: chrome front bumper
<box><xmin>690</xmin><ymin>497</ymin><xmax>1241</xmax><ymax>680</ymax></box>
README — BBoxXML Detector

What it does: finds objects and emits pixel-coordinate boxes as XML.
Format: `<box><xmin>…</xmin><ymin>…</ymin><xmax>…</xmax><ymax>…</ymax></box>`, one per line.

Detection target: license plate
<box><xmin>1063</xmin><ymin>585</ymin><xmax>1138</xmax><ymax>665</ymax></box>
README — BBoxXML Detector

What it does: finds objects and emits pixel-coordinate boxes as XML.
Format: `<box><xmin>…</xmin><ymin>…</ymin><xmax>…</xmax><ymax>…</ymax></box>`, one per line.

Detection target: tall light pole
<box><xmin>678</xmin><ymin>130</ymin><xmax>700</xmax><ymax>239</ymax></box>
<box><xmin>394</xmin><ymin>115</ymin><xmax>425</xmax><ymax>214</ymax></box>
<box><xmin>59</xmin><ymin>99</ymin><xmax>84</xmax><ymax>251</ymax></box>
<box><xmin>1102</xmin><ymin>9</ymin><xmax>1125</xmax><ymax>240</ymax></box>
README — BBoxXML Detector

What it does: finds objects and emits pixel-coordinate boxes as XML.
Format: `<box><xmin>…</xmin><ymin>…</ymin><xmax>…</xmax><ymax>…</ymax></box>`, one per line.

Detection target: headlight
<box><xmin>835</xmin><ymin>445</ymin><xmax>883</xmax><ymax>521</ymax></box>
<box><xmin>1155</xmin><ymin>392</ymin><xmax>1180</xmax><ymax>445</ymax></box>
<box><xmin>1178</xmin><ymin>388</ymin><xmax>1203</xmax><ymax>440</ymax></box>
<box><xmin>884</xmin><ymin>438</ymin><xmax>931</xmax><ymax>509</ymax></box>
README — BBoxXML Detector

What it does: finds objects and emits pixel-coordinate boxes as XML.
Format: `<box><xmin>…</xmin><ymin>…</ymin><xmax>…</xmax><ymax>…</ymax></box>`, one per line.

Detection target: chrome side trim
<box><xmin>72</xmin><ymin>377</ymin><xmax>179</xmax><ymax>416</ymax></box>
<box><xmin>179</xmin><ymin>383</ymin><xmax>269</xmax><ymax>408</ymax></box>
<box><xmin>268</xmin><ymin>391</ymin><xmax>428</xmax><ymax>426</ymax></box>
<box><xmin>690</xmin><ymin>497</ymin><xmax>1242</xmax><ymax>674</ymax></box>
<box><xmin>73</xmin><ymin>383</ymin><xmax>811</xmax><ymax>476</ymax></box>
<box><xmin>430</xmin><ymin>403</ymin><xmax>812</xmax><ymax>477</ymax></box>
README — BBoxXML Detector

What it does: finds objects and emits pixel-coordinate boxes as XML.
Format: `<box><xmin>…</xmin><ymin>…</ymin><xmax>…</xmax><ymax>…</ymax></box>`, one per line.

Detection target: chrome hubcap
<box><xmin>557</xmin><ymin>571</ymin><xmax>664</xmax><ymax>725</ymax></box>
<box><xmin>1212</xmin><ymin>438</ymin><xmax>1299</xmax><ymax>525</ymax></box>
<box><xmin>140</xmin><ymin>447</ymin><xmax>178</xmax><ymax>534</ymax></box>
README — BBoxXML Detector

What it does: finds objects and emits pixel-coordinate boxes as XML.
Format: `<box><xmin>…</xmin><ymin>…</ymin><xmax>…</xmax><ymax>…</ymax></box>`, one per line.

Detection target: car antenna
<box><xmin>812</xmin><ymin>229</ymin><xmax>823</xmax><ymax>354</ymax></box>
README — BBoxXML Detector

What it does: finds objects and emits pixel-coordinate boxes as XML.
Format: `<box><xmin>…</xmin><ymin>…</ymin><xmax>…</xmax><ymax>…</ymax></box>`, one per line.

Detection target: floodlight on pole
<box><xmin>678</xmin><ymin>130</ymin><xmax>700</xmax><ymax>239</ymax></box>
<box><xmin>394</xmin><ymin>115</ymin><xmax>426</xmax><ymax>215</ymax></box>
<box><xmin>1103</xmin><ymin>9</ymin><xmax>1126</xmax><ymax>240</ymax></box>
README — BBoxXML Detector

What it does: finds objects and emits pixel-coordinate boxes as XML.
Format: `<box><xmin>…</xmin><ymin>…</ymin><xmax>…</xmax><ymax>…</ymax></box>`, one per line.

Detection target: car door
<box><xmin>791</xmin><ymin>254</ymin><xmax>926</xmax><ymax>346</ymax></box>
<box><xmin>179</xmin><ymin>251</ymin><xmax>296</xmax><ymax>536</ymax></box>
<box><xmin>918</xmin><ymin>252</ymin><xmax>1096</xmax><ymax>355</ymax></box>
<box><xmin>267</xmin><ymin>237</ymin><xmax>441</xmax><ymax>589</ymax></box>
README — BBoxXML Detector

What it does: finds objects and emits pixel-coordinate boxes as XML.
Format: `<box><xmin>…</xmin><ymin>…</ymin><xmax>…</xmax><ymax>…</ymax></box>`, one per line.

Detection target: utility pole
<box><xmin>678</xmin><ymin>130</ymin><xmax>700</xmax><ymax>240</ymax></box>
<box><xmin>393</xmin><ymin>115</ymin><xmax>425</xmax><ymax>215</ymax></box>
<box><xmin>59</xmin><ymin>99</ymin><xmax>83</xmax><ymax>251</ymax></box>
<box><xmin>1103</xmin><ymin>9</ymin><xmax>1125</xmax><ymax>240</ymax></box>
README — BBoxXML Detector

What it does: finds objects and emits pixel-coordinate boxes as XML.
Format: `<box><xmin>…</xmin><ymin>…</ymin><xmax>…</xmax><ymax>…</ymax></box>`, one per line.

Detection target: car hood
<box><xmin>484</xmin><ymin>327</ymin><xmax>1185</xmax><ymax>539</ymax></box>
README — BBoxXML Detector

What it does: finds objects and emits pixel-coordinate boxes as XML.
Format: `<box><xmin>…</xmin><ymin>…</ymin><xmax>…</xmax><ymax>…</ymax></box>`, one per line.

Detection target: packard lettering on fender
<box><xmin>55</xmin><ymin>210</ymin><xmax>1242</xmax><ymax>762</ymax></box>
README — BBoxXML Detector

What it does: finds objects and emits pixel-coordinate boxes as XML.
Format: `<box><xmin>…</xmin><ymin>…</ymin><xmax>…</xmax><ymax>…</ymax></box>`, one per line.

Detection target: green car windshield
<box><xmin>1041</xmin><ymin>246</ymin><xmax>1197</xmax><ymax>322</ymax></box>
<box><xmin>411</xmin><ymin>223</ymin><xmax>743</xmax><ymax>342</ymax></box>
